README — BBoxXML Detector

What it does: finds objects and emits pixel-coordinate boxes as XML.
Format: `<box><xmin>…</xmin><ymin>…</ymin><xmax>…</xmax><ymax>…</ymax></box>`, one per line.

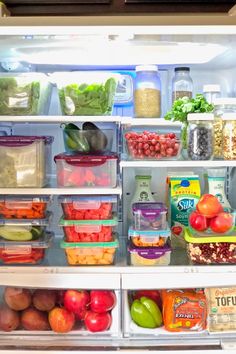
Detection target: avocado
<box><xmin>82</xmin><ymin>122</ymin><xmax>108</xmax><ymax>151</ymax></box>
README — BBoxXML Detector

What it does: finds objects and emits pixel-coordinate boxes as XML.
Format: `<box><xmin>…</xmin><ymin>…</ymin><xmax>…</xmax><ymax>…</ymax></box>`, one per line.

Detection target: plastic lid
<box><xmin>0</xmin><ymin>195</ymin><xmax>51</xmax><ymax>203</ymax></box>
<box><xmin>54</xmin><ymin>152</ymin><xmax>118</xmax><ymax>162</ymax></box>
<box><xmin>135</xmin><ymin>65</ymin><xmax>158</xmax><ymax>72</ymax></box>
<box><xmin>58</xmin><ymin>195</ymin><xmax>116</xmax><ymax>204</ymax></box>
<box><xmin>59</xmin><ymin>214</ymin><xmax>118</xmax><ymax>226</ymax></box>
<box><xmin>0</xmin><ymin>231</ymin><xmax>54</xmax><ymax>248</ymax></box>
<box><xmin>128</xmin><ymin>243</ymin><xmax>171</xmax><ymax>259</ymax></box>
<box><xmin>60</xmin><ymin>236</ymin><xmax>119</xmax><ymax>248</ymax></box>
<box><xmin>203</xmin><ymin>84</ymin><xmax>221</xmax><ymax>93</ymax></box>
<box><xmin>174</xmin><ymin>67</ymin><xmax>190</xmax><ymax>72</ymax></box>
<box><xmin>132</xmin><ymin>202</ymin><xmax>167</xmax><ymax>214</ymax></box>
<box><xmin>222</xmin><ymin>113</ymin><xmax>236</xmax><ymax>121</ymax></box>
<box><xmin>187</xmin><ymin>113</ymin><xmax>214</xmax><ymax>121</ymax></box>
<box><xmin>213</xmin><ymin>97</ymin><xmax>236</xmax><ymax>106</ymax></box>
<box><xmin>0</xmin><ymin>211</ymin><xmax>51</xmax><ymax>226</ymax></box>
<box><xmin>128</xmin><ymin>226</ymin><xmax>171</xmax><ymax>238</ymax></box>
<box><xmin>0</xmin><ymin>135</ymin><xmax>54</xmax><ymax>146</ymax></box>
<box><xmin>184</xmin><ymin>227</ymin><xmax>236</xmax><ymax>244</ymax></box>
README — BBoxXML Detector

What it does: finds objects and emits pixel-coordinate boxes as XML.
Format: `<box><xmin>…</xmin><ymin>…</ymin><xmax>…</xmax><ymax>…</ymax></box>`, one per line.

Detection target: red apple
<box><xmin>196</xmin><ymin>194</ymin><xmax>223</xmax><ymax>218</ymax></box>
<box><xmin>84</xmin><ymin>310</ymin><xmax>112</xmax><ymax>332</ymax></box>
<box><xmin>133</xmin><ymin>290</ymin><xmax>162</xmax><ymax>309</ymax></box>
<box><xmin>189</xmin><ymin>210</ymin><xmax>209</xmax><ymax>231</ymax></box>
<box><xmin>64</xmin><ymin>290</ymin><xmax>90</xmax><ymax>320</ymax></box>
<box><xmin>210</xmin><ymin>212</ymin><xmax>234</xmax><ymax>234</ymax></box>
<box><xmin>90</xmin><ymin>290</ymin><xmax>116</xmax><ymax>313</ymax></box>
<box><xmin>48</xmin><ymin>307</ymin><xmax>75</xmax><ymax>333</ymax></box>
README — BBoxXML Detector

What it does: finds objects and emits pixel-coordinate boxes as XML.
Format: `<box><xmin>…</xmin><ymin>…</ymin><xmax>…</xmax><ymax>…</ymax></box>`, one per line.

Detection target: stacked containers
<box><xmin>128</xmin><ymin>202</ymin><xmax>171</xmax><ymax>266</ymax></box>
<box><xmin>59</xmin><ymin>196</ymin><xmax>119</xmax><ymax>265</ymax></box>
<box><xmin>0</xmin><ymin>195</ymin><xmax>53</xmax><ymax>264</ymax></box>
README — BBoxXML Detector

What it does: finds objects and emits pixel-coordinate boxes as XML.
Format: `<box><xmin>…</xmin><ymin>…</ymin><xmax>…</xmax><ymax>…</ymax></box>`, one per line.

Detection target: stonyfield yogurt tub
<box><xmin>132</xmin><ymin>202</ymin><xmax>168</xmax><ymax>230</ymax></box>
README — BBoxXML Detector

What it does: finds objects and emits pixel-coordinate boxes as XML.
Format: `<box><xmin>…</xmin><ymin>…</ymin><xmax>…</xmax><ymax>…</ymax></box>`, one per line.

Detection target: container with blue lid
<box><xmin>128</xmin><ymin>226</ymin><xmax>170</xmax><ymax>247</ymax></box>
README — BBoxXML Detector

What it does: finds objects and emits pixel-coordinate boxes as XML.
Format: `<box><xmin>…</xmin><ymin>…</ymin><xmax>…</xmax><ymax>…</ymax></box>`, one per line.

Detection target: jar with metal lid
<box><xmin>134</xmin><ymin>65</ymin><xmax>161</xmax><ymax>118</ymax></box>
<box><xmin>222</xmin><ymin>113</ymin><xmax>236</xmax><ymax>160</ymax></box>
<box><xmin>213</xmin><ymin>97</ymin><xmax>236</xmax><ymax>159</ymax></box>
<box><xmin>187</xmin><ymin>113</ymin><xmax>214</xmax><ymax>160</ymax></box>
<box><xmin>172</xmin><ymin>67</ymin><xmax>193</xmax><ymax>103</ymax></box>
<box><xmin>203</xmin><ymin>84</ymin><xmax>221</xmax><ymax>104</ymax></box>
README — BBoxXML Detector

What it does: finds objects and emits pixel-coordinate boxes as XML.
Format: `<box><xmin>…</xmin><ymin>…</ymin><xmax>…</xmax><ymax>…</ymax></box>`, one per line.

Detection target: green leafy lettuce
<box><xmin>0</xmin><ymin>78</ymin><xmax>40</xmax><ymax>115</ymax></box>
<box><xmin>59</xmin><ymin>77</ymin><xmax>117</xmax><ymax>116</ymax></box>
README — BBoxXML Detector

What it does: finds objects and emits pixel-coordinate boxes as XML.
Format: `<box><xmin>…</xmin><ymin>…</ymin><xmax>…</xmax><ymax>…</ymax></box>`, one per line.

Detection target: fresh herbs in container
<box><xmin>164</xmin><ymin>94</ymin><xmax>214</xmax><ymax>154</ymax></box>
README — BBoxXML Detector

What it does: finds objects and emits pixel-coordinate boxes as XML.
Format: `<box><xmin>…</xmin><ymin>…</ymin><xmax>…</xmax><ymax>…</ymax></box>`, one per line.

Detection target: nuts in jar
<box><xmin>213</xmin><ymin>118</ymin><xmax>223</xmax><ymax>158</ymax></box>
<box><xmin>222</xmin><ymin>113</ymin><xmax>236</xmax><ymax>160</ymax></box>
<box><xmin>187</xmin><ymin>113</ymin><xmax>214</xmax><ymax>160</ymax></box>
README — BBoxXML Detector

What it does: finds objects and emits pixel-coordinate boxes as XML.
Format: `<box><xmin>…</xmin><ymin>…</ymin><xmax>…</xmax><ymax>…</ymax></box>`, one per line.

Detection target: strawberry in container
<box><xmin>54</xmin><ymin>152</ymin><xmax>118</xmax><ymax>188</ymax></box>
<box><xmin>59</xmin><ymin>195</ymin><xmax>117</xmax><ymax>220</ymax></box>
<box><xmin>59</xmin><ymin>215</ymin><xmax>118</xmax><ymax>242</ymax></box>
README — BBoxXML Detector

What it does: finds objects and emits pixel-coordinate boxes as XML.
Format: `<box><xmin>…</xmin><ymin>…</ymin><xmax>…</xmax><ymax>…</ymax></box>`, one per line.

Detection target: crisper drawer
<box><xmin>0</xmin><ymin>285</ymin><xmax>120</xmax><ymax>338</ymax></box>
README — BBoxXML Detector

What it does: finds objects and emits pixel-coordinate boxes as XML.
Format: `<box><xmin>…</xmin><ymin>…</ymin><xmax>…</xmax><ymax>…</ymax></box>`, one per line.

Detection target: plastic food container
<box><xmin>54</xmin><ymin>72</ymin><xmax>120</xmax><ymax>116</ymax></box>
<box><xmin>128</xmin><ymin>226</ymin><xmax>171</xmax><ymax>247</ymax></box>
<box><xmin>0</xmin><ymin>73</ymin><xmax>52</xmax><ymax>115</ymax></box>
<box><xmin>132</xmin><ymin>202</ymin><xmax>168</xmax><ymax>230</ymax></box>
<box><xmin>60</xmin><ymin>215</ymin><xmax>117</xmax><ymax>242</ymax></box>
<box><xmin>0</xmin><ymin>195</ymin><xmax>51</xmax><ymax>219</ymax></box>
<box><xmin>54</xmin><ymin>152</ymin><xmax>118</xmax><ymax>188</ymax></box>
<box><xmin>0</xmin><ymin>213</ymin><xmax>51</xmax><ymax>242</ymax></box>
<box><xmin>0</xmin><ymin>232</ymin><xmax>53</xmax><ymax>265</ymax></box>
<box><xmin>59</xmin><ymin>195</ymin><xmax>117</xmax><ymax>220</ymax></box>
<box><xmin>60</xmin><ymin>237</ymin><xmax>119</xmax><ymax>265</ymax></box>
<box><xmin>0</xmin><ymin>135</ymin><xmax>53</xmax><ymax>188</ymax></box>
<box><xmin>185</xmin><ymin>227</ymin><xmax>236</xmax><ymax>264</ymax></box>
<box><xmin>128</xmin><ymin>243</ymin><xmax>171</xmax><ymax>266</ymax></box>
<box><xmin>124</xmin><ymin>130</ymin><xmax>181</xmax><ymax>160</ymax></box>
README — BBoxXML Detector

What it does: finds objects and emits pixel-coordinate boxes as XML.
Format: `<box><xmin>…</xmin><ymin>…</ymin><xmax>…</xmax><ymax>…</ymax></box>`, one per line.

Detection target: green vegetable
<box><xmin>164</xmin><ymin>94</ymin><xmax>214</xmax><ymax>148</ymax></box>
<box><xmin>82</xmin><ymin>122</ymin><xmax>108</xmax><ymax>151</ymax></box>
<box><xmin>63</xmin><ymin>123</ymin><xmax>90</xmax><ymax>153</ymax></box>
<box><xmin>0</xmin><ymin>226</ymin><xmax>33</xmax><ymax>241</ymax></box>
<box><xmin>0</xmin><ymin>78</ymin><xmax>40</xmax><ymax>115</ymax></box>
<box><xmin>59</xmin><ymin>77</ymin><xmax>117</xmax><ymax>116</ymax></box>
<box><xmin>131</xmin><ymin>296</ymin><xmax>163</xmax><ymax>329</ymax></box>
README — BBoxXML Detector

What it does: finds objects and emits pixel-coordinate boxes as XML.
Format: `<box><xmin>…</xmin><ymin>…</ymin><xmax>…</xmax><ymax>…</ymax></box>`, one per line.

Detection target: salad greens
<box><xmin>0</xmin><ymin>78</ymin><xmax>40</xmax><ymax>115</ymax></box>
<box><xmin>164</xmin><ymin>94</ymin><xmax>214</xmax><ymax>148</ymax></box>
<box><xmin>59</xmin><ymin>77</ymin><xmax>117</xmax><ymax>116</ymax></box>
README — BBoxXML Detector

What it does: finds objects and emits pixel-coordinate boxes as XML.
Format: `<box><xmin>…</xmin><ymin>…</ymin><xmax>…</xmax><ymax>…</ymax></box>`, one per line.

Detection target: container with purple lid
<box><xmin>128</xmin><ymin>243</ymin><xmax>171</xmax><ymax>266</ymax></box>
<box><xmin>132</xmin><ymin>202</ymin><xmax>168</xmax><ymax>230</ymax></box>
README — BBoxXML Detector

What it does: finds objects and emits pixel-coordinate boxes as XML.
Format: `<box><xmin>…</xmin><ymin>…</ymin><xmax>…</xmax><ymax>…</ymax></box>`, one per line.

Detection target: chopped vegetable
<box><xmin>0</xmin><ymin>248</ymin><xmax>45</xmax><ymax>264</ymax></box>
<box><xmin>0</xmin><ymin>201</ymin><xmax>47</xmax><ymax>219</ymax></box>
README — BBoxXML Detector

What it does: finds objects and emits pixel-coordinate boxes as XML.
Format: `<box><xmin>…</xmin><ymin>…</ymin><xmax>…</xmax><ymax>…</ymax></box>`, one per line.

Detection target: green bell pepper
<box><xmin>130</xmin><ymin>296</ymin><xmax>163</xmax><ymax>329</ymax></box>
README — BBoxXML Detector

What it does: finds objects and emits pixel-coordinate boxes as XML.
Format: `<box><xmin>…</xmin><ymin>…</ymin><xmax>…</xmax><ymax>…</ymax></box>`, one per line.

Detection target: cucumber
<box><xmin>0</xmin><ymin>226</ymin><xmax>33</xmax><ymax>241</ymax></box>
<box><xmin>31</xmin><ymin>226</ymin><xmax>44</xmax><ymax>240</ymax></box>
<box><xmin>63</xmin><ymin>123</ymin><xmax>90</xmax><ymax>152</ymax></box>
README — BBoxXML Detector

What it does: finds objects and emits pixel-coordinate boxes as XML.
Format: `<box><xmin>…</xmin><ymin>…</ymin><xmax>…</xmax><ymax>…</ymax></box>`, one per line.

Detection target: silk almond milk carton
<box><xmin>166</xmin><ymin>174</ymin><xmax>201</xmax><ymax>249</ymax></box>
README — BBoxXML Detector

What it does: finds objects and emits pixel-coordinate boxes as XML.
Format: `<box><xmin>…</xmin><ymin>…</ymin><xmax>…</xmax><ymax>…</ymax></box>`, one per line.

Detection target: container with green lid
<box><xmin>60</xmin><ymin>237</ymin><xmax>119</xmax><ymax>266</ymax></box>
<box><xmin>59</xmin><ymin>215</ymin><xmax>118</xmax><ymax>243</ymax></box>
<box><xmin>184</xmin><ymin>227</ymin><xmax>236</xmax><ymax>265</ymax></box>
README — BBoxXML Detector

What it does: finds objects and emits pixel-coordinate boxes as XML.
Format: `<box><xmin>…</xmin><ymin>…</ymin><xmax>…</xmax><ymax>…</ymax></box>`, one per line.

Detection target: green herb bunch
<box><xmin>164</xmin><ymin>94</ymin><xmax>214</xmax><ymax>149</ymax></box>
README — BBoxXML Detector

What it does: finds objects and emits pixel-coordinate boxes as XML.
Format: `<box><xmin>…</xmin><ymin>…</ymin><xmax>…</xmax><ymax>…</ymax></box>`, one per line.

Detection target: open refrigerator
<box><xmin>0</xmin><ymin>13</ymin><xmax>236</xmax><ymax>354</ymax></box>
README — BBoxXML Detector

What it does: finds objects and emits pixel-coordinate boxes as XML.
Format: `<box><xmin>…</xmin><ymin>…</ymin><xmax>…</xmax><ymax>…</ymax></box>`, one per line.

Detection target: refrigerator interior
<box><xmin>0</xmin><ymin>17</ymin><xmax>236</xmax><ymax>352</ymax></box>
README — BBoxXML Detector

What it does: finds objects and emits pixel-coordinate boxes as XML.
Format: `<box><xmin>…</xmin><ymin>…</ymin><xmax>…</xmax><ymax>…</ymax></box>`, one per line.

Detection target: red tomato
<box><xmin>189</xmin><ymin>210</ymin><xmax>208</xmax><ymax>231</ymax></box>
<box><xmin>210</xmin><ymin>212</ymin><xmax>234</xmax><ymax>234</ymax></box>
<box><xmin>196</xmin><ymin>194</ymin><xmax>223</xmax><ymax>218</ymax></box>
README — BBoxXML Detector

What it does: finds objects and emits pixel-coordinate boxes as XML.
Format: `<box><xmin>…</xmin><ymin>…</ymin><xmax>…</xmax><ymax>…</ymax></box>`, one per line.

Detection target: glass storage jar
<box><xmin>213</xmin><ymin>97</ymin><xmax>236</xmax><ymax>159</ymax></box>
<box><xmin>134</xmin><ymin>65</ymin><xmax>161</xmax><ymax>118</ymax></box>
<box><xmin>187</xmin><ymin>113</ymin><xmax>214</xmax><ymax>160</ymax></box>
<box><xmin>222</xmin><ymin>113</ymin><xmax>236</xmax><ymax>160</ymax></box>
<box><xmin>172</xmin><ymin>67</ymin><xmax>193</xmax><ymax>103</ymax></box>
<box><xmin>203</xmin><ymin>84</ymin><xmax>221</xmax><ymax>104</ymax></box>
